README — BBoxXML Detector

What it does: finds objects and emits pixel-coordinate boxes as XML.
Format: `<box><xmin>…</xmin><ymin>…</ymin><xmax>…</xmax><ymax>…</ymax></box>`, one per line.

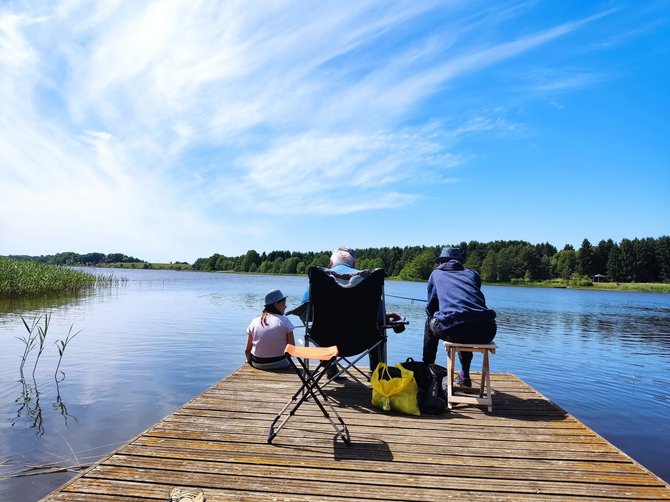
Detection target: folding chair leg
<box><xmin>268</xmin><ymin>354</ymin><xmax>350</xmax><ymax>445</ymax></box>
<box><xmin>269</xmin><ymin>359</ymin><xmax>327</xmax><ymax>443</ymax></box>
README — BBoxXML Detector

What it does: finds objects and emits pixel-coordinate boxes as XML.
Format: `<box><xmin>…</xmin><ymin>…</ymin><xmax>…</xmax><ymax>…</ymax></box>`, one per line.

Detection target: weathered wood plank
<box><xmin>108</xmin><ymin>452</ymin><xmax>658</xmax><ymax>486</ymax></box>
<box><xmin>54</xmin><ymin>477</ymin><xmax>620</xmax><ymax>502</ymax></box>
<box><xmin>133</xmin><ymin>435</ymin><xmax>632</xmax><ymax>462</ymax></box>
<box><xmin>119</xmin><ymin>443</ymin><xmax>644</xmax><ymax>475</ymax></box>
<box><xmin>142</xmin><ymin>427</ymin><xmax>627</xmax><ymax>453</ymax></box>
<box><xmin>74</xmin><ymin>464</ymin><xmax>670</xmax><ymax>500</ymax></box>
<box><xmin>41</xmin><ymin>367</ymin><xmax>670</xmax><ymax>501</ymax></box>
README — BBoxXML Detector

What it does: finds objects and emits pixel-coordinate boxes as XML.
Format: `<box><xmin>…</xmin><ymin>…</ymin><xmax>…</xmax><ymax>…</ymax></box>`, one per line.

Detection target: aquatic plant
<box><xmin>32</xmin><ymin>313</ymin><xmax>51</xmax><ymax>378</ymax></box>
<box><xmin>13</xmin><ymin>314</ymin><xmax>81</xmax><ymax>436</ymax></box>
<box><xmin>54</xmin><ymin>323</ymin><xmax>81</xmax><ymax>382</ymax></box>
<box><xmin>0</xmin><ymin>258</ymin><xmax>96</xmax><ymax>297</ymax></box>
<box><xmin>17</xmin><ymin>312</ymin><xmax>81</xmax><ymax>380</ymax></box>
<box><xmin>17</xmin><ymin>315</ymin><xmax>40</xmax><ymax>376</ymax></box>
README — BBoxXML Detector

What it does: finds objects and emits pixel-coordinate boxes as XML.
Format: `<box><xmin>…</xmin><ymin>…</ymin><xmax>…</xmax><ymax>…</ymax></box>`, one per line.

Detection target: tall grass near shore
<box><xmin>0</xmin><ymin>258</ymin><xmax>119</xmax><ymax>297</ymax></box>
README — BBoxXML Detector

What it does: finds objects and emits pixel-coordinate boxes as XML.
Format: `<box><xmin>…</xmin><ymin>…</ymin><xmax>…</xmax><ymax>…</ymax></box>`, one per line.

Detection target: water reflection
<box><xmin>53</xmin><ymin>378</ymin><xmax>78</xmax><ymax>428</ymax></box>
<box><xmin>0</xmin><ymin>291</ymin><xmax>94</xmax><ymax>317</ymax></box>
<box><xmin>12</xmin><ymin>363</ymin><xmax>79</xmax><ymax>439</ymax></box>
<box><xmin>13</xmin><ymin>375</ymin><xmax>44</xmax><ymax>436</ymax></box>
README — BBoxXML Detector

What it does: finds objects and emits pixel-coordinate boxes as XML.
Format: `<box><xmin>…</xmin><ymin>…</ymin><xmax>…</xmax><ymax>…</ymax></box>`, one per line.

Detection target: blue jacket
<box><xmin>427</xmin><ymin>260</ymin><xmax>495</xmax><ymax>331</ymax></box>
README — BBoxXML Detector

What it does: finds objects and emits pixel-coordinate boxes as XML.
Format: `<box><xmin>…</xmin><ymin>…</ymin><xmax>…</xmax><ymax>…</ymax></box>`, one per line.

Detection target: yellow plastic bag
<box><xmin>371</xmin><ymin>362</ymin><xmax>420</xmax><ymax>416</ymax></box>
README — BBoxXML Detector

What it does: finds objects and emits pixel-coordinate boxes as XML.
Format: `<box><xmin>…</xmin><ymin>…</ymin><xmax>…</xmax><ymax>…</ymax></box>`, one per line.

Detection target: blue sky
<box><xmin>1</xmin><ymin>1</ymin><xmax>668</xmax><ymax>263</ymax></box>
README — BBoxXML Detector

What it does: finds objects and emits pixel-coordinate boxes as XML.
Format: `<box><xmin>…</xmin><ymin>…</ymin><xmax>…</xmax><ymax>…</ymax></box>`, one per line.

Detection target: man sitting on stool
<box><xmin>422</xmin><ymin>247</ymin><xmax>496</xmax><ymax>387</ymax></box>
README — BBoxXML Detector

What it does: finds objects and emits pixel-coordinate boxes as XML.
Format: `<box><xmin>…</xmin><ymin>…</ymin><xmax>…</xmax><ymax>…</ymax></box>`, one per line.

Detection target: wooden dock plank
<box><xmin>41</xmin><ymin>367</ymin><xmax>670</xmax><ymax>501</ymax></box>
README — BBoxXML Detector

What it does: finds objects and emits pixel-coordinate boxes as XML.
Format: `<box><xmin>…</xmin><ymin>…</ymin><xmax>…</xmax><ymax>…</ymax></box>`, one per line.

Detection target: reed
<box><xmin>32</xmin><ymin>313</ymin><xmax>51</xmax><ymax>378</ymax></box>
<box><xmin>14</xmin><ymin>314</ymin><xmax>82</xmax><ymax>435</ymax></box>
<box><xmin>55</xmin><ymin>323</ymin><xmax>81</xmax><ymax>382</ymax></box>
<box><xmin>0</xmin><ymin>258</ymin><xmax>123</xmax><ymax>297</ymax></box>
<box><xmin>18</xmin><ymin>313</ymin><xmax>81</xmax><ymax>382</ymax></box>
<box><xmin>17</xmin><ymin>315</ymin><xmax>40</xmax><ymax>376</ymax></box>
<box><xmin>93</xmin><ymin>272</ymin><xmax>128</xmax><ymax>286</ymax></box>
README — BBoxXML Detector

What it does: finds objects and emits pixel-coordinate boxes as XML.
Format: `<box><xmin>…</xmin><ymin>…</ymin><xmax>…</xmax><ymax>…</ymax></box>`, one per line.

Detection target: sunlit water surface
<box><xmin>0</xmin><ymin>269</ymin><xmax>668</xmax><ymax>500</ymax></box>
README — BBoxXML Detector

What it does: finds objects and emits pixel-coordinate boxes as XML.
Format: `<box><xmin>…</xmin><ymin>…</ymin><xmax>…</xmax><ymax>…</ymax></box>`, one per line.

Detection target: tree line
<box><xmin>192</xmin><ymin>236</ymin><xmax>670</xmax><ymax>284</ymax></box>
<box><xmin>5</xmin><ymin>236</ymin><xmax>668</xmax><ymax>284</ymax></box>
<box><xmin>5</xmin><ymin>252</ymin><xmax>145</xmax><ymax>266</ymax></box>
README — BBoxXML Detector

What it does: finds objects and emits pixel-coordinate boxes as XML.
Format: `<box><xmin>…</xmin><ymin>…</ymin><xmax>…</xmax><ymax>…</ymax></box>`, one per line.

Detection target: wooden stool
<box><xmin>443</xmin><ymin>341</ymin><xmax>497</xmax><ymax>412</ymax></box>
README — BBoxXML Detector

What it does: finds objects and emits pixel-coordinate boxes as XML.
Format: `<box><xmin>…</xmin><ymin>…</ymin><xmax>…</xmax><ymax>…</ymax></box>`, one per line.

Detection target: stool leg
<box><xmin>446</xmin><ymin>346</ymin><xmax>455</xmax><ymax>409</ymax></box>
<box><xmin>483</xmin><ymin>349</ymin><xmax>492</xmax><ymax>412</ymax></box>
<box><xmin>442</xmin><ymin>344</ymin><xmax>495</xmax><ymax>412</ymax></box>
<box><xmin>479</xmin><ymin>350</ymin><xmax>486</xmax><ymax>398</ymax></box>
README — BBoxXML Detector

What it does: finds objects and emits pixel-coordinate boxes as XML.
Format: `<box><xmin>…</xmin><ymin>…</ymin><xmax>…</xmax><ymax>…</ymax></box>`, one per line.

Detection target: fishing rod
<box><xmin>385</xmin><ymin>293</ymin><xmax>428</xmax><ymax>303</ymax></box>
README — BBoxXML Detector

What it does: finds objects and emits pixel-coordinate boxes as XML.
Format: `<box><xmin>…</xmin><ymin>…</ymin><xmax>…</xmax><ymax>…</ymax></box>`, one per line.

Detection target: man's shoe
<box><xmin>455</xmin><ymin>370</ymin><xmax>471</xmax><ymax>388</ymax></box>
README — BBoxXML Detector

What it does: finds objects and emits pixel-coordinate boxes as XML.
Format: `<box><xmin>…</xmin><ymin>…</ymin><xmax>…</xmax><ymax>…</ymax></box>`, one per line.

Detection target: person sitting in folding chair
<box><xmin>300</xmin><ymin>247</ymin><xmax>403</xmax><ymax>378</ymax></box>
<box><xmin>245</xmin><ymin>289</ymin><xmax>295</xmax><ymax>370</ymax></box>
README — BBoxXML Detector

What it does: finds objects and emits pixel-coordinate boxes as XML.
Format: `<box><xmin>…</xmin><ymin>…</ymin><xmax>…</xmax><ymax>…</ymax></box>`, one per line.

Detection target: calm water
<box><xmin>0</xmin><ymin>269</ymin><xmax>669</xmax><ymax>500</ymax></box>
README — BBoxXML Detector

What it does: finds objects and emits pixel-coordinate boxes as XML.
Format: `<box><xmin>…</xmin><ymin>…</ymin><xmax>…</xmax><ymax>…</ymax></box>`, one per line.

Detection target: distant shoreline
<box><xmin>484</xmin><ymin>280</ymin><xmax>670</xmax><ymax>294</ymax></box>
<box><xmin>89</xmin><ymin>263</ymin><xmax>670</xmax><ymax>294</ymax></box>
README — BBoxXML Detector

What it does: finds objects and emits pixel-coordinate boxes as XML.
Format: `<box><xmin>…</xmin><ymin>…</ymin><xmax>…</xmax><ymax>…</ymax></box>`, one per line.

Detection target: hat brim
<box><xmin>265</xmin><ymin>296</ymin><xmax>287</xmax><ymax>306</ymax></box>
<box><xmin>435</xmin><ymin>256</ymin><xmax>461</xmax><ymax>263</ymax></box>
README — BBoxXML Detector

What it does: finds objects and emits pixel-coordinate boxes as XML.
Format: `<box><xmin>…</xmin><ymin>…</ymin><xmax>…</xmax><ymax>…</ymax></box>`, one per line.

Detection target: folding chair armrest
<box><xmin>286</xmin><ymin>301</ymin><xmax>311</xmax><ymax>327</ymax></box>
<box><xmin>286</xmin><ymin>302</ymin><xmax>309</xmax><ymax>317</ymax></box>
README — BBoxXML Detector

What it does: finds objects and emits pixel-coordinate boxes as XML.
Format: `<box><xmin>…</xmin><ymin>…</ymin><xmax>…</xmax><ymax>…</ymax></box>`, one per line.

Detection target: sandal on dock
<box><xmin>169</xmin><ymin>487</ymin><xmax>205</xmax><ymax>502</ymax></box>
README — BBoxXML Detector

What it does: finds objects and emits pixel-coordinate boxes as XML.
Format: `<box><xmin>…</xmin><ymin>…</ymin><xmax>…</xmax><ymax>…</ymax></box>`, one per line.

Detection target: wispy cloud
<box><xmin>523</xmin><ymin>67</ymin><xmax>603</xmax><ymax>93</ymax></box>
<box><xmin>0</xmin><ymin>1</ymin><xmax>631</xmax><ymax>259</ymax></box>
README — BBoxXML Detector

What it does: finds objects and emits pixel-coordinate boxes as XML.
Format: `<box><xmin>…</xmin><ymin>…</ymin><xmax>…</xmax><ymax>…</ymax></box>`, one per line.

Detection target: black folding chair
<box><xmin>292</xmin><ymin>267</ymin><xmax>407</xmax><ymax>386</ymax></box>
<box><xmin>268</xmin><ymin>344</ymin><xmax>350</xmax><ymax>445</ymax></box>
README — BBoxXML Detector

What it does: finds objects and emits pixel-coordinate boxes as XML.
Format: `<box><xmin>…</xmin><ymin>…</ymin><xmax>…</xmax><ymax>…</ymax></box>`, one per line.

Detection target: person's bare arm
<box><xmin>244</xmin><ymin>334</ymin><xmax>253</xmax><ymax>364</ymax></box>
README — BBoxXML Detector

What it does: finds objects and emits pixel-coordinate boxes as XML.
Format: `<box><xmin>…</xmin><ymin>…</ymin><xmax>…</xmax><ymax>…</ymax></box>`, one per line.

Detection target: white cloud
<box><xmin>0</xmin><ymin>1</ymin><xmax>626</xmax><ymax>260</ymax></box>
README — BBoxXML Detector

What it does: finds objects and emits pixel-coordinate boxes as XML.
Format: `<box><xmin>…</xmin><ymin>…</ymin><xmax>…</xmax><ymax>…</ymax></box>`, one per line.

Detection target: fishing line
<box><xmin>385</xmin><ymin>293</ymin><xmax>427</xmax><ymax>303</ymax></box>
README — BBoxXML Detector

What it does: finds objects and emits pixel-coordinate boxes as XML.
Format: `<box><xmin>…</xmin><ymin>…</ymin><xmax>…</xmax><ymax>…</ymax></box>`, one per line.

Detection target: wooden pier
<box><xmin>42</xmin><ymin>365</ymin><xmax>670</xmax><ymax>501</ymax></box>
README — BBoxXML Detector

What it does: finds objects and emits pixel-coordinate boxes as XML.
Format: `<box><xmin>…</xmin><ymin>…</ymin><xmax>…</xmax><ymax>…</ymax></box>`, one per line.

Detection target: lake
<box><xmin>1</xmin><ymin>268</ymin><xmax>669</xmax><ymax>500</ymax></box>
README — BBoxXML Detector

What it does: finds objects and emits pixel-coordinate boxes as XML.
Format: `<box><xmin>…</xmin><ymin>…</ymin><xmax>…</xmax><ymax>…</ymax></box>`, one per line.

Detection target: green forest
<box><xmin>6</xmin><ymin>236</ymin><xmax>670</xmax><ymax>285</ymax></box>
<box><xmin>191</xmin><ymin>236</ymin><xmax>670</xmax><ymax>285</ymax></box>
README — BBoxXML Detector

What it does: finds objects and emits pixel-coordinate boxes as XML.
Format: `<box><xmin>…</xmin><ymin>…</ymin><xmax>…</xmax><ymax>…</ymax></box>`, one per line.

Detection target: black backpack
<box><xmin>400</xmin><ymin>358</ymin><xmax>449</xmax><ymax>414</ymax></box>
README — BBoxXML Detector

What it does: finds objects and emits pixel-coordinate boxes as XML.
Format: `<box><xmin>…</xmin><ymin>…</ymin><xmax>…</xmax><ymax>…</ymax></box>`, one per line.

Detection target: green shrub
<box><xmin>568</xmin><ymin>273</ymin><xmax>593</xmax><ymax>287</ymax></box>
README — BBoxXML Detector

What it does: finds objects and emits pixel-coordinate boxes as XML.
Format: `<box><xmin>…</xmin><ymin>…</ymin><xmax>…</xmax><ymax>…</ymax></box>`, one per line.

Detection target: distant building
<box><xmin>592</xmin><ymin>274</ymin><xmax>607</xmax><ymax>283</ymax></box>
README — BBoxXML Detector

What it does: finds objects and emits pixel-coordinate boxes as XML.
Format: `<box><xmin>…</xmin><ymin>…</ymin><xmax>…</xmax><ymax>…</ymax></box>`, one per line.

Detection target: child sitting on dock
<box><xmin>245</xmin><ymin>289</ymin><xmax>295</xmax><ymax>370</ymax></box>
